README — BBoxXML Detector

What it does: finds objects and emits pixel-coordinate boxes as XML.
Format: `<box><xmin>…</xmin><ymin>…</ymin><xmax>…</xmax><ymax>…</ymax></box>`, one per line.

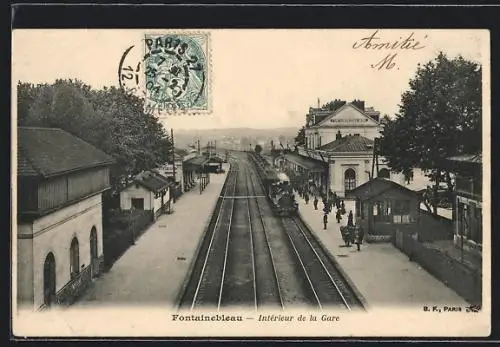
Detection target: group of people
<box><xmin>296</xmin><ymin>186</ymin><xmax>364</xmax><ymax>252</ymax></box>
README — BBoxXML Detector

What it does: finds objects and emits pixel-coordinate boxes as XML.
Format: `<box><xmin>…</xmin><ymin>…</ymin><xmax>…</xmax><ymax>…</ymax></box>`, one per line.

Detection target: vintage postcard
<box><xmin>11</xmin><ymin>29</ymin><xmax>490</xmax><ymax>337</ymax></box>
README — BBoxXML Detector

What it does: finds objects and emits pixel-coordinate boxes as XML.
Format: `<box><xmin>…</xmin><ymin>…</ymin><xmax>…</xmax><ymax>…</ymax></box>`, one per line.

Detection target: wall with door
<box><xmin>120</xmin><ymin>184</ymin><xmax>154</xmax><ymax>211</ymax></box>
<box><xmin>27</xmin><ymin>194</ymin><xmax>104</xmax><ymax>310</ymax></box>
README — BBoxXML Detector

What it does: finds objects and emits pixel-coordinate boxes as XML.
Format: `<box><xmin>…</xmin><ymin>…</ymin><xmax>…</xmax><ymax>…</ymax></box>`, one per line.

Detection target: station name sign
<box><xmin>330</xmin><ymin>118</ymin><xmax>369</xmax><ymax>123</ymax></box>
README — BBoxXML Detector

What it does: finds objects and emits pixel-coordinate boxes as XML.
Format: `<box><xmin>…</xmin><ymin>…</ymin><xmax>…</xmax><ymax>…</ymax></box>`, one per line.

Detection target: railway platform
<box><xmin>72</xmin><ymin>164</ymin><xmax>230</xmax><ymax>308</ymax></box>
<box><xmin>296</xmin><ymin>196</ymin><xmax>468</xmax><ymax>310</ymax></box>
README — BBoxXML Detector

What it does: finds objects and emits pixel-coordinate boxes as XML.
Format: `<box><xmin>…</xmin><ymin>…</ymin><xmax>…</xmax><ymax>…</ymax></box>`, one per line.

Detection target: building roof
<box><xmin>17</xmin><ymin>127</ymin><xmax>115</xmax><ymax>178</ymax></box>
<box><xmin>320</xmin><ymin>134</ymin><xmax>374</xmax><ymax>153</ymax></box>
<box><xmin>184</xmin><ymin>155</ymin><xmax>210</xmax><ymax>167</ymax></box>
<box><xmin>447</xmin><ymin>154</ymin><xmax>482</xmax><ymax>164</ymax></box>
<box><xmin>133</xmin><ymin>170</ymin><xmax>170</xmax><ymax>193</ymax></box>
<box><xmin>282</xmin><ymin>152</ymin><xmax>326</xmax><ymax>172</ymax></box>
<box><xmin>346</xmin><ymin>178</ymin><xmax>420</xmax><ymax>201</ymax></box>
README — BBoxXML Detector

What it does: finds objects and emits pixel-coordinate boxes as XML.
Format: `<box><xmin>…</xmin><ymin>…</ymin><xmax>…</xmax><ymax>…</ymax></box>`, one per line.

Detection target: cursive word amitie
<box><xmin>353</xmin><ymin>30</ymin><xmax>427</xmax><ymax>51</ymax></box>
<box><xmin>352</xmin><ymin>30</ymin><xmax>428</xmax><ymax>71</ymax></box>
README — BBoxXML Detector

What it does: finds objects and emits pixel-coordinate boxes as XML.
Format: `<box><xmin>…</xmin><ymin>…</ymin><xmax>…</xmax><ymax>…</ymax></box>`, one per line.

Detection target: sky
<box><xmin>12</xmin><ymin>29</ymin><xmax>489</xmax><ymax>130</ymax></box>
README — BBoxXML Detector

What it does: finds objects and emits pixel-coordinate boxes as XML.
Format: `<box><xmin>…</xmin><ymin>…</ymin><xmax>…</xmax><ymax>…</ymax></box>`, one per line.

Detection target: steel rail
<box><xmin>247</xmin><ymin>161</ymin><xmax>285</xmax><ymax>310</ymax></box>
<box><xmin>217</xmin><ymin>163</ymin><xmax>239</xmax><ymax>310</ymax></box>
<box><xmin>282</xmin><ymin>219</ymin><xmax>322</xmax><ymax>309</ymax></box>
<box><xmin>190</xmin><ymin>163</ymin><xmax>237</xmax><ymax>310</ymax></box>
<box><xmin>292</xmin><ymin>218</ymin><xmax>351</xmax><ymax>311</ymax></box>
<box><xmin>243</xmin><ymin>163</ymin><xmax>258</xmax><ymax>311</ymax></box>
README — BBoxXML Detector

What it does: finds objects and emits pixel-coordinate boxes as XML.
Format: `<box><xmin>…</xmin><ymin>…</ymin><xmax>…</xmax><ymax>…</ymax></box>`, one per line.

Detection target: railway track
<box><xmin>245</xmin><ymin>163</ymin><xmax>284</xmax><ymax>309</ymax></box>
<box><xmin>179</xmin><ymin>152</ymin><xmax>362</xmax><ymax>311</ymax></box>
<box><xmin>178</xmin><ymin>162</ymin><xmax>238</xmax><ymax>310</ymax></box>
<box><xmin>280</xmin><ymin>217</ymin><xmax>359</xmax><ymax>310</ymax></box>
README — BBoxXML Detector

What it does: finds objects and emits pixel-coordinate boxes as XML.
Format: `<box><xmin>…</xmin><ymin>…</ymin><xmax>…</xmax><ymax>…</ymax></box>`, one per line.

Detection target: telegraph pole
<box><xmin>171</xmin><ymin>128</ymin><xmax>176</xmax><ymax>203</ymax></box>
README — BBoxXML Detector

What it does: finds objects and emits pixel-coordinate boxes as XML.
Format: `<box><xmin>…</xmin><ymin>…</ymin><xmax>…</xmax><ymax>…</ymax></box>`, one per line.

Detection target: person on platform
<box><xmin>336</xmin><ymin>209</ymin><xmax>342</xmax><ymax>223</ymax></box>
<box><xmin>356</xmin><ymin>226</ymin><xmax>364</xmax><ymax>251</ymax></box>
<box><xmin>313</xmin><ymin>196</ymin><xmax>319</xmax><ymax>210</ymax></box>
<box><xmin>304</xmin><ymin>193</ymin><xmax>309</xmax><ymax>204</ymax></box>
<box><xmin>323</xmin><ymin>213</ymin><xmax>328</xmax><ymax>230</ymax></box>
<box><xmin>347</xmin><ymin>210</ymin><xmax>354</xmax><ymax>227</ymax></box>
<box><xmin>341</xmin><ymin>200</ymin><xmax>346</xmax><ymax>215</ymax></box>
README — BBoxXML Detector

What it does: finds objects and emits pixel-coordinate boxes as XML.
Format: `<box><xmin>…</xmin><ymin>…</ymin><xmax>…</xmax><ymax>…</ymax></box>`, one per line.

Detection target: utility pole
<box><xmin>171</xmin><ymin>128</ymin><xmax>176</xmax><ymax>203</ymax></box>
<box><xmin>371</xmin><ymin>137</ymin><xmax>378</xmax><ymax>179</ymax></box>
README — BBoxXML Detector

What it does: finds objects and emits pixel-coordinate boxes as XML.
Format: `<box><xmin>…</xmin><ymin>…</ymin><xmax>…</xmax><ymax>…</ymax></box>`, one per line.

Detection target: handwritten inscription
<box><xmin>352</xmin><ymin>30</ymin><xmax>428</xmax><ymax>71</ymax></box>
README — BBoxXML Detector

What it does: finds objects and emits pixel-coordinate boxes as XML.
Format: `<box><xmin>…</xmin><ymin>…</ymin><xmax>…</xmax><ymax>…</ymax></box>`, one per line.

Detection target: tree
<box><xmin>254</xmin><ymin>144</ymin><xmax>262</xmax><ymax>154</ymax></box>
<box><xmin>17</xmin><ymin>79</ymin><xmax>173</xmax><ymax>192</ymax></box>
<box><xmin>17</xmin><ymin>82</ymin><xmax>39</xmax><ymax>125</ymax></box>
<box><xmin>379</xmin><ymin>52</ymin><xmax>481</xmax><ymax>215</ymax></box>
<box><xmin>295</xmin><ymin>126</ymin><xmax>305</xmax><ymax>145</ymax></box>
<box><xmin>322</xmin><ymin>99</ymin><xmax>346</xmax><ymax>111</ymax></box>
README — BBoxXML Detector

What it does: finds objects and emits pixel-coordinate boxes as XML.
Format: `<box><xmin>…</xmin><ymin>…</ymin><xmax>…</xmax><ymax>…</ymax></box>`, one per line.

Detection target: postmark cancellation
<box><xmin>119</xmin><ymin>32</ymin><xmax>211</xmax><ymax>115</ymax></box>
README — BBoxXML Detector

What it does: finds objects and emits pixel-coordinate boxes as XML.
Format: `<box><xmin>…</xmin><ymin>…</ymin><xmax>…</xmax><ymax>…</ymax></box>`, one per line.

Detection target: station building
<box><xmin>283</xmin><ymin>100</ymin><xmax>431</xmax><ymax>197</ymax></box>
<box><xmin>17</xmin><ymin>127</ymin><xmax>115</xmax><ymax>310</ymax></box>
<box><xmin>120</xmin><ymin>170</ymin><xmax>172</xmax><ymax>219</ymax></box>
<box><xmin>304</xmin><ymin>100</ymin><xmax>381</xmax><ymax>148</ymax></box>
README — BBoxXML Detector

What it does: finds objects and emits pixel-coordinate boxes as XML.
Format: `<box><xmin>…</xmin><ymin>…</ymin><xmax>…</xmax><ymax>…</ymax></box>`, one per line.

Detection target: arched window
<box><xmin>43</xmin><ymin>252</ymin><xmax>56</xmax><ymax>306</ymax></box>
<box><xmin>70</xmin><ymin>237</ymin><xmax>79</xmax><ymax>279</ymax></box>
<box><xmin>344</xmin><ymin>168</ymin><xmax>356</xmax><ymax>192</ymax></box>
<box><xmin>378</xmin><ymin>168</ymin><xmax>390</xmax><ymax>179</ymax></box>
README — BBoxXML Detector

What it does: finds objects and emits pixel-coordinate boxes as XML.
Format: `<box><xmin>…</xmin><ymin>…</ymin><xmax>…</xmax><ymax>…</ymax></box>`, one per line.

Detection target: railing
<box><xmin>456</xmin><ymin>176</ymin><xmax>482</xmax><ymax>199</ymax></box>
<box><xmin>55</xmin><ymin>265</ymin><xmax>92</xmax><ymax>306</ymax></box>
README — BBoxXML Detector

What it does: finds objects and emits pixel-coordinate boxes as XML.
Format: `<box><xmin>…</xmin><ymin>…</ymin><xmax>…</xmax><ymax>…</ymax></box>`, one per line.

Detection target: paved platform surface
<box><xmin>296</xmin><ymin>195</ymin><xmax>468</xmax><ymax>310</ymax></box>
<box><xmin>73</xmin><ymin>164</ymin><xmax>230</xmax><ymax>308</ymax></box>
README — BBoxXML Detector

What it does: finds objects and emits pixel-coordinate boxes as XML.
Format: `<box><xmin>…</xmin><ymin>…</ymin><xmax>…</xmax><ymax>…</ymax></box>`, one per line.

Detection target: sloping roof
<box><xmin>184</xmin><ymin>155</ymin><xmax>209</xmax><ymax>167</ymax></box>
<box><xmin>320</xmin><ymin>134</ymin><xmax>374</xmax><ymax>153</ymax></box>
<box><xmin>282</xmin><ymin>152</ymin><xmax>326</xmax><ymax>172</ymax></box>
<box><xmin>133</xmin><ymin>170</ymin><xmax>170</xmax><ymax>192</ymax></box>
<box><xmin>17</xmin><ymin>127</ymin><xmax>115</xmax><ymax>178</ymax></box>
<box><xmin>447</xmin><ymin>154</ymin><xmax>482</xmax><ymax>164</ymax></box>
<box><xmin>346</xmin><ymin>178</ymin><xmax>420</xmax><ymax>201</ymax></box>
<box><xmin>316</xmin><ymin>103</ymin><xmax>380</xmax><ymax>127</ymax></box>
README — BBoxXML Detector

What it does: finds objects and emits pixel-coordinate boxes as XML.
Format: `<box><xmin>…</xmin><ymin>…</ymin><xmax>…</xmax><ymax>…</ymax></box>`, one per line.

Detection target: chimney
<box><xmin>352</xmin><ymin>99</ymin><xmax>365</xmax><ymax>111</ymax></box>
<box><xmin>336</xmin><ymin>130</ymin><xmax>342</xmax><ymax>140</ymax></box>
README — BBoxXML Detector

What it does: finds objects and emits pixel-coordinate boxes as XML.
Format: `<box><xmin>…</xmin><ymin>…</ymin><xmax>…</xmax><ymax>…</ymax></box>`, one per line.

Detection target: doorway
<box><xmin>43</xmin><ymin>252</ymin><xmax>56</xmax><ymax>307</ymax></box>
<box><xmin>90</xmin><ymin>227</ymin><xmax>98</xmax><ymax>277</ymax></box>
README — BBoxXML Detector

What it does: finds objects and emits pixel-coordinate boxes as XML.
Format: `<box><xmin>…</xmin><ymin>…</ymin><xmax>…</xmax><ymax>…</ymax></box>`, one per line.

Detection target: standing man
<box><xmin>347</xmin><ymin>210</ymin><xmax>354</xmax><ymax>227</ymax></box>
<box><xmin>323</xmin><ymin>213</ymin><xmax>328</xmax><ymax>230</ymax></box>
<box><xmin>304</xmin><ymin>193</ymin><xmax>309</xmax><ymax>205</ymax></box>
<box><xmin>313</xmin><ymin>196</ymin><xmax>319</xmax><ymax>210</ymax></box>
<box><xmin>356</xmin><ymin>226</ymin><xmax>364</xmax><ymax>251</ymax></box>
<box><xmin>336</xmin><ymin>209</ymin><xmax>342</xmax><ymax>223</ymax></box>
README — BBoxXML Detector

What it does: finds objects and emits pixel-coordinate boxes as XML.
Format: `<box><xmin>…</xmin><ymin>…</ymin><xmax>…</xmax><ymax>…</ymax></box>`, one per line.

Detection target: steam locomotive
<box><xmin>262</xmin><ymin>170</ymin><xmax>298</xmax><ymax>217</ymax></box>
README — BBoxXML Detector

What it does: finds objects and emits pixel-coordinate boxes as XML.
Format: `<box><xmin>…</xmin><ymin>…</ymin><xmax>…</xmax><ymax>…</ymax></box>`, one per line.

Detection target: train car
<box><xmin>262</xmin><ymin>169</ymin><xmax>298</xmax><ymax>217</ymax></box>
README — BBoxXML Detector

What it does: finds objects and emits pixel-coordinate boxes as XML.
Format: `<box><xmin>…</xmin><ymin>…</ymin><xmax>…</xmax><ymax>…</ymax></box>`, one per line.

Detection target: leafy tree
<box><xmin>322</xmin><ymin>99</ymin><xmax>346</xmax><ymax>111</ymax></box>
<box><xmin>17</xmin><ymin>82</ymin><xmax>39</xmax><ymax>125</ymax></box>
<box><xmin>254</xmin><ymin>144</ymin><xmax>262</xmax><ymax>154</ymax></box>
<box><xmin>295</xmin><ymin>126</ymin><xmax>305</xmax><ymax>145</ymax></box>
<box><xmin>17</xmin><ymin>79</ymin><xmax>173</xmax><ymax>192</ymax></box>
<box><xmin>379</xmin><ymin>52</ymin><xmax>481</xmax><ymax>215</ymax></box>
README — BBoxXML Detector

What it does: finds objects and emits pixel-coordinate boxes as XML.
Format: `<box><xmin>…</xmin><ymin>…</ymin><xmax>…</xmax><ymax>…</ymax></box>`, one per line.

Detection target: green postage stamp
<box><xmin>118</xmin><ymin>32</ymin><xmax>211</xmax><ymax>115</ymax></box>
<box><xmin>144</xmin><ymin>33</ymin><xmax>210</xmax><ymax>113</ymax></box>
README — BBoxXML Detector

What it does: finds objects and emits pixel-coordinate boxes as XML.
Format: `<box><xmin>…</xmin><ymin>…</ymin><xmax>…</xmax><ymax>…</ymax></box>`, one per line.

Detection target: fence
<box><xmin>393</xmin><ymin>229</ymin><xmax>482</xmax><ymax>305</ymax></box>
<box><xmin>103</xmin><ymin>209</ymin><xmax>154</xmax><ymax>270</ymax></box>
<box><xmin>418</xmin><ymin>209</ymin><xmax>454</xmax><ymax>242</ymax></box>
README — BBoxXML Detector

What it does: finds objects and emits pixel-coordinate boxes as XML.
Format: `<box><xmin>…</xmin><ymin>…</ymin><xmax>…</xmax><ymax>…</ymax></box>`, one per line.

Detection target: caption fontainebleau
<box><xmin>171</xmin><ymin>314</ymin><xmax>340</xmax><ymax>322</ymax></box>
<box><xmin>352</xmin><ymin>30</ymin><xmax>428</xmax><ymax>71</ymax></box>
